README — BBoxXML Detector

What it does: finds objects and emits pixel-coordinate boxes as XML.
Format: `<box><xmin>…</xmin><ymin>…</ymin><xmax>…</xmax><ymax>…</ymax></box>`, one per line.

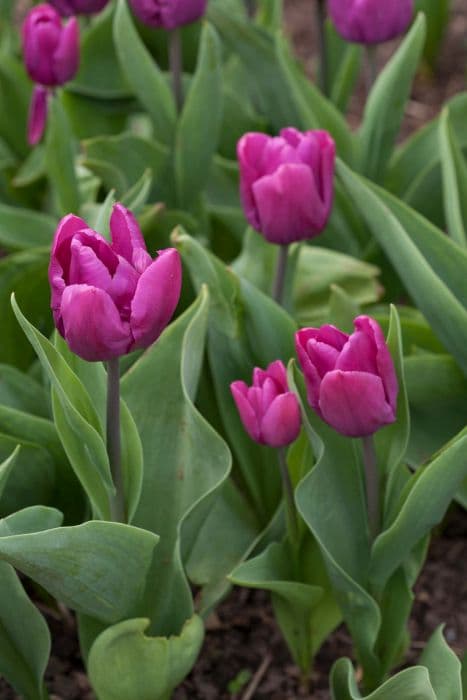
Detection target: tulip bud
<box><xmin>230</xmin><ymin>361</ymin><xmax>301</xmax><ymax>448</ymax></box>
<box><xmin>22</xmin><ymin>4</ymin><xmax>79</xmax><ymax>87</ymax></box>
<box><xmin>237</xmin><ymin>128</ymin><xmax>335</xmax><ymax>245</ymax></box>
<box><xmin>328</xmin><ymin>0</ymin><xmax>414</xmax><ymax>45</ymax></box>
<box><xmin>49</xmin><ymin>204</ymin><xmax>182</xmax><ymax>362</ymax></box>
<box><xmin>128</xmin><ymin>0</ymin><xmax>207</xmax><ymax>30</ymax></box>
<box><xmin>49</xmin><ymin>0</ymin><xmax>109</xmax><ymax>16</ymax></box>
<box><xmin>295</xmin><ymin>316</ymin><xmax>398</xmax><ymax>437</ymax></box>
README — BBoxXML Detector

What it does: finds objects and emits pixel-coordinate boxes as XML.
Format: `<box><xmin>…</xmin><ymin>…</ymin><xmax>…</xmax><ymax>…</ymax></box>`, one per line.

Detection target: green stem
<box><xmin>278</xmin><ymin>447</ymin><xmax>299</xmax><ymax>546</ymax></box>
<box><xmin>362</xmin><ymin>435</ymin><xmax>380</xmax><ymax>542</ymax></box>
<box><xmin>169</xmin><ymin>27</ymin><xmax>183</xmax><ymax>113</ymax></box>
<box><xmin>272</xmin><ymin>244</ymin><xmax>288</xmax><ymax>306</ymax></box>
<box><xmin>245</xmin><ymin>0</ymin><xmax>255</xmax><ymax>18</ymax></box>
<box><xmin>315</xmin><ymin>0</ymin><xmax>328</xmax><ymax>95</ymax></box>
<box><xmin>107</xmin><ymin>357</ymin><xmax>126</xmax><ymax>522</ymax></box>
<box><xmin>365</xmin><ymin>44</ymin><xmax>378</xmax><ymax>96</ymax></box>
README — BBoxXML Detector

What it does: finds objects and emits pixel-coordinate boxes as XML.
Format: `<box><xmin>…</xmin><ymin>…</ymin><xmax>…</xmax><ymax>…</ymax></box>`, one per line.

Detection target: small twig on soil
<box><xmin>240</xmin><ymin>653</ymin><xmax>273</xmax><ymax>700</ymax></box>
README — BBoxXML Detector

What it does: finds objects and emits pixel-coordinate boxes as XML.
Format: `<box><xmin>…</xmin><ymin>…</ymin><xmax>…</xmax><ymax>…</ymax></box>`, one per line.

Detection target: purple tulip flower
<box><xmin>328</xmin><ymin>0</ymin><xmax>414</xmax><ymax>45</ymax></box>
<box><xmin>49</xmin><ymin>0</ymin><xmax>109</xmax><ymax>16</ymax></box>
<box><xmin>128</xmin><ymin>0</ymin><xmax>207</xmax><ymax>29</ymax></box>
<box><xmin>295</xmin><ymin>316</ymin><xmax>398</xmax><ymax>437</ymax></box>
<box><xmin>237</xmin><ymin>128</ymin><xmax>335</xmax><ymax>245</ymax></box>
<box><xmin>22</xmin><ymin>3</ymin><xmax>79</xmax><ymax>145</ymax></box>
<box><xmin>231</xmin><ymin>361</ymin><xmax>301</xmax><ymax>448</ymax></box>
<box><xmin>49</xmin><ymin>204</ymin><xmax>182</xmax><ymax>362</ymax></box>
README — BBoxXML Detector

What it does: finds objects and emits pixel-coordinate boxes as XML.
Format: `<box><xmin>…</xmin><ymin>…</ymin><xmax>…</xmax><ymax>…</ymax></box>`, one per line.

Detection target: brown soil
<box><xmin>0</xmin><ymin>506</ymin><xmax>464</xmax><ymax>699</ymax></box>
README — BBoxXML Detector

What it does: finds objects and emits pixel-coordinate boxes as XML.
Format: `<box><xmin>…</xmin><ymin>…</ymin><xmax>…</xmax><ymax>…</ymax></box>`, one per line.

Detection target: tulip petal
<box><xmin>53</xmin><ymin>16</ymin><xmax>79</xmax><ymax>84</ymax></box>
<box><xmin>230</xmin><ymin>381</ymin><xmax>260</xmax><ymax>442</ymax></box>
<box><xmin>335</xmin><ymin>330</ymin><xmax>378</xmax><ymax>374</ymax></box>
<box><xmin>110</xmin><ymin>204</ymin><xmax>151</xmax><ymax>272</ymax></box>
<box><xmin>49</xmin><ymin>214</ymin><xmax>88</xmax><ymax>319</ymax></box>
<box><xmin>28</xmin><ymin>85</ymin><xmax>49</xmax><ymax>146</ymax></box>
<box><xmin>253</xmin><ymin>163</ymin><xmax>329</xmax><ymax>243</ymax></box>
<box><xmin>319</xmin><ymin>370</ymin><xmax>396</xmax><ymax>437</ymax></box>
<box><xmin>264</xmin><ymin>360</ymin><xmax>288</xmax><ymax>392</ymax></box>
<box><xmin>68</xmin><ymin>237</ymin><xmax>113</xmax><ymax>289</ymax></box>
<box><xmin>261</xmin><ymin>393</ymin><xmax>301</xmax><ymax>447</ymax></box>
<box><xmin>59</xmin><ymin>284</ymin><xmax>131</xmax><ymax>361</ymax></box>
<box><xmin>354</xmin><ymin>316</ymin><xmax>398</xmax><ymax>412</ymax></box>
<box><xmin>130</xmin><ymin>248</ymin><xmax>181</xmax><ymax>350</ymax></box>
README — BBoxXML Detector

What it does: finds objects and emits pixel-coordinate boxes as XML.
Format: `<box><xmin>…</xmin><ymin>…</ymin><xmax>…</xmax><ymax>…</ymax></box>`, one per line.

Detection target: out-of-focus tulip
<box><xmin>328</xmin><ymin>0</ymin><xmax>414</xmax><ymax>45</ymax></box>
<box><xmin>237</xmin><ymin>128</ymin><xmax>335</xmax><ymax>245</ymax></box>
<box><xmin>231</xmin><ymin>361</ymin><xmax>301</xmax><ymax>448</ymax></box>
<box><xmin>22</xmin><ymin>4</ymin><xmax>79</xmax><ymax>87</ymax></box>
<box><xmin>49</xmin><ymin>204</ymin><xmax>182</xmax><ymax>362</ymax></box>
<box><xmin>295</xmin><ymin>316</ymin><xmax>398</xmax><ymax>437</ymax></box>
<box><xmin>128</xmin><ymin>0</ymin><xmax>207</xmax><ymax>29</ymax></box>
<box><xmin>49</xmin><ymin>0</ymin><xmax>109</xmax><ymax>16</ymax></box>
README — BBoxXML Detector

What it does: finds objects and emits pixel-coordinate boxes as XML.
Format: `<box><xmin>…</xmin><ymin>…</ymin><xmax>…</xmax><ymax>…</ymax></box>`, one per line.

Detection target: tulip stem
<box><xmin>169</xmin><ymin>28</ymin><xmax>183</xmax><ymax>113</ymax></box>
<box><xmin>278</xmin><ymin>447</ymin><xmax>299</xmax><ymax>546</ymax></box>
<box><xmin>272</xmin><ymin>245</ymin><xmax>288</xmax><ymax>306</ymax></box>
<box><xmin>245</xmin><ymin>0</ymin><xmax>255</xmax><ymax>18</ymax></box>
<box><xmin>315</xmin><ymin>0</ymin><xmax>328</xmax><ymax>95</ymax></box>
<box><xmin>362</xmin><ymin>435</ymin><xmax>380</xmax><ymax>542</ymax></box>
<box><xmin>365</xmin><ymin>45</ymin><xmax>378</xmax><ymax>95</ymax></box>
<box><xmin>107</xmin><ymin>357</ymin><xmax>126</xmax><ymax>523</ymax></box>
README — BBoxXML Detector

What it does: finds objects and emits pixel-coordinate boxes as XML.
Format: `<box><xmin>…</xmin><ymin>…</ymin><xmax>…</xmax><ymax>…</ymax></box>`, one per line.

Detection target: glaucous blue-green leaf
<box><xmin>0</xmin><ymin>203</ymin><xmax>55</xmax><ymax>251</ymax></box>
<box><xmin>330</xmin><ymin>658</ymin><xmax>436</xmax><ymax>699</ymax></box>
<box><xmin>45</xmin><ymin>96</ymin><xmax>80</xmax><ymax>215</ymax></box>
<box><xmin>0</xmin><ymin>437</ymin><xmax>55</xmax><ymax>517</ymax></box>
<box><xmin>337</xmin><ymin>159</ymin><xmax>467</xmax><ymax>376</ymax></box>
<box><xmin>358</xmin><ymin>14</ymin><xmax>426</xmax><ymax>182</ymax></box>
<box><xmin>439</xmin><ymin>107</ymin><xmax>467</xmax><ymax>248</ymax></box>
<box><xmin>175</xmin><ymin>22</ymin><xmax>223</xmax><ymax>210</ymax></box>
<box><xmin>0</xmin><ymin>519</ymin><xmax>158</xmax><ymax>623</ymax></box>
<box><xmin>0</xmin><ymin>249</ymin><xmax>50</xmax><ymax>369</ymax></box>
<box><xmin>419</xmin><ymin>626</ymin><xmax>462</xmax><ymax>700</ymax></box>
<box><xmin>70</xmin><ymin>4</ymin><xmax>130</xmax><ymax>99</ymax></box>
<box><xmin>0</xmin><ymin>365</ymin><xmax>49</xmax><ymax>418</ymax></box>
<box><xmin>88</xmin><ymin>615</ymin><xmax>203</xmax><ymax>700</ymax></box>
<box><xmin>113</xmin><ymin>0</ymin><xmax>176</xmax><ymax>145</ymax></box>
<box><xmin>121</xmin><ymin>288</ymin><xmax>231</xmax><ymax>635</ymax></box>
<box><xmin>12</xmin><ymin>296</ymin><xmax>113</xmax><ymax>520</ymax></box>
<box><xmin>0</xmin><ymin>446</ymin><xmax>19</xmax><ymax>502</ymax></box>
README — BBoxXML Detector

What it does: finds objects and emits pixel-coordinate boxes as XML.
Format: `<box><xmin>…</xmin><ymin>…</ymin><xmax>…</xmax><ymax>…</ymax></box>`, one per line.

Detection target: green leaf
<box><xmin>175</xmin><ymin>22</ymin><xmax>223</xmax><ymax>209</ymax></box>
<box><xmin>415</xmin><ymin>0</ymin><xmax>450</xmax><ymax>66</ymax></box>
<box><xmin>439</xmin><ymin>107</ymin><xmax>467</xmax><ymax>247</ymax></box>
<box><xmin>121</xmin><ymin>288</ymin><xmax>231</xmax><ymax>635</ymax></box>
<box><xmin>370</xmin><ymin>434</ymin><xmax>467</xmax><ymax>588</ymax></box>
<box><xmin>0</xmin><ymin>203</ymin><xmax>55</xmax><ymax>251</ymax></box>
<box><xmin>419</xmin><ymin>626</ymin><xmax>462</xmax><ymax>700</ymax></box>
<box><xmin>359</xmin><ymin>14</ymin><xmax>426</xmax><ymax>182</ymax></box>
<box><xmin>337</xmin><ymin>159</ymin><xmax>467</xmax><ymax>376</ymax></box>
<box><xmin>11</xmin><ymin>297</ymin><xmax>113</xmax><ymax>520</ymax></box>
<box><xmin>0</xmin><ymin>516</ymin><xmax>158</xmax><ymax>623</ymax></box>
<box><xmin>326</xmin><ymin>21</ymin><xmax>362</xmax><ymax>113</ymax></box>
<box><xmin>45</xmin><ymin>96</ymin><xmax>80</xmax><ymax>215</ymax></box>
<box><xmin>88</xmin><ymin>615</ymin><xmax>203</xmax><ymax>700</ymax></box>
<box><xmin>0</xmin><ymin>56</ymin><xmax>30</xmax><ymax>158</ymax></box>
<box><xmin>13</xmin><ymin>145</ymin><xmax>46</xmax><ymax>187</ymax></box>
<box><xmin>113</xmin><ymin>0</ymin><xmax>176</xmax><ymax>144</ymax></box>
<box><xmin>330</xmin><ymin>658</ymin><xmax>436</xmax><ymax>700</ymax></box>
<box><xmin>0</xmin><ymin>365</ymin><xmax>49</xmax><ymax>418</ymax></box>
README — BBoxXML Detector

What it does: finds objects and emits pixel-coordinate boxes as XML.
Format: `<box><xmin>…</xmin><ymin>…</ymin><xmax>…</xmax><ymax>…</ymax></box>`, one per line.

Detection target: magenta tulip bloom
<box><xmin>49</xmin><ymin>0</ymin><xmax>109</xmax><ymax>16</ymax></box>
<box><xmin>237</xmin><ymin>128</ymin><xmax>335</xmax><ymax>245</ymax></box>
<box><xmin>129</xmin><ymin>0</ymin><xmax>207</xmax><ymax>29</ymax></box>
<box><xmin>295</xmin><ymin>316</ymin><xmax>398</xmax><ymax>438</ymax></box>
<box><xmin>22</xmin><ymin>4</ymin><xmax>79</xmax><ymax>87</ymax></box>
<box><xmin>49</xmin><ymin>204</ymin><xmax>182</xmax><ymax>362</ymax></box>
<box><xmin>231</xmin><ymin>361</ymin><xmax>301</xmax><ymax>448</ymax></box>
<box><xmin>328</xmin><ymin>0</ymin><xmax>414</xmax><ymax>45</ymax></box>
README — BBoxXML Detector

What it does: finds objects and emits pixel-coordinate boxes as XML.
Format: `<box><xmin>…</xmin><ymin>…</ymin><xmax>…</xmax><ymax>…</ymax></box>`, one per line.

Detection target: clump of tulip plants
<box><xmin>0</xmin><ymin>0</ymin><xmax>464</xmax><ymax>698</ymax></box>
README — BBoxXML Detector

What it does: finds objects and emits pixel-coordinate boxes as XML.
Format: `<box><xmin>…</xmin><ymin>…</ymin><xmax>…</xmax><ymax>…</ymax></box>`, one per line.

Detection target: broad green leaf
<box><xmin>0</xmin><ymin>365</ymin><xmax>49</xmax><ymax>418</ymax></box>
<box><xmin>0</xmin><ymin>56</ymin><xmax>30</xmax><ymax>157</ymax></box>
<box><xmin>0</xmin><ymin>519</ymin><xmax>158</xmax><ymax>623</ymax></box>
<box><xmin>327</xmin><ymin>284</ymin><xmax>360</xmax><ymax>333</ymax></box>
<box><xmin>330</xmin><ymin>658</ymin><xmax>436</xmax><ymax>700</ymax></box>
<box><xmin>370</xmin><ymin>434</ymin><xmax>467</xmax><ymax>588</ymax></box>
<box><xmin>337</xmin><ymin>159</ymin><xmax>467</xmax><ymax>376</ymax></box>
<box><xmin>13</xmin><ymin>146</ymin><xmax>46</xmax><ymax>187</ymax></box>
<box><xmin>113</xmin><ymin>0</ymin><xmax>176</xmax><ymax>144</ymax></box>
<box><xmin>415</xmin><ymin>0</ymin><xmax>450</xmax><ymax>66</ymax></box>
<box><xmin>439</xmin><ymin>108</ymin><xmax>467</xmax><ymax>247</ymax></box>
<box><xmin>419</xmin><ymin>626</ymin><xmax>462</xmax><ymax>700</ymax></box>
<box><xmin>121</xmin><ymin>288</ymin><xmax>231</xmax><ymax>635</ymax></box>
<box><xmin>45</xmin><ymin>96</ymin><xmax>80</xmax><ymax>215</ymax></box>
<box><xmin>0</xmin><ymin>203</ymin><xmax>55</xmax><ymax>251</ymax></box>
<box><xmin>326</xmin><ymin>21</ymin><xmax>362</xmax><ymax>113</ymax></box>
<box><xmin>88</xmin><ymin>615</ymin><xmax>203</xmax><ymax>700</ymax></box>
<box><xmin>121</xmin><ymin>168</ymin><xmax>153</xmax><ymax>213</ymax></box>
<box><xmin>0</xmin><ymin>446</ymin><xmax>19</xmax><ymax>502</ymax></box>
<box><xmin>0</xmin><ymin>506</ymin><xmax>63</xmax><ymax>537</ymax></box>
<box><xmin>175</xmin><ymin>22</ymin><xmax>223</xmax><ymax>209</ymax></box>
<box><xmin>12</xmin><ymin>297</ymin><xmax>113</xmax><ymax>520</ymax></box>
<box><xmin>70</xmin><ymin>4</ymin><xmax>130</xmax><ymax>99</ymax></box>
<box><xmin>359</xmin><ymin>14</ymin><xmax>426</xmax><ymax>182</ymax></box>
